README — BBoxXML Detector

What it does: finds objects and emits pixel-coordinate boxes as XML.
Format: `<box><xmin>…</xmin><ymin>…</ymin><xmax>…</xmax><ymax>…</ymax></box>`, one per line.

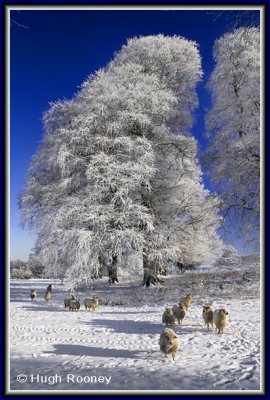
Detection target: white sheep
<box><xmin>69</xmin><ymin>298</ymin><xmax>80</xmax><ymax>311</ymax></box>
<box><xmin>44</xmin><ymin>291</ymin><xmax>51</xmax><ymax>302</ymax></box>
<box><xmin>30</xmin><ymin>290</ymin><xmax>37</xmax><ymax>301</ymax></box>
<box><xmin>202</xmin><ymin>305</ymin><xmax>214</xmax><ymax>330</ymax></box>
<box><xmin>159</xmin><ymin>328</ymin><xmax>179</xmax><ymax>361</ymax></box>
<box><xmin>93</xmin><ymin>296</ymin><xmax>99</xmax><ymax>307</ymax></box>
<box><xmin>84</xmin><ymin>297</ymin><xmax>99</xmax><ymax>311</ymax></box>
<box><xmin>172</xmin><ymin>302</ymin><xmax>187</xmax><ymax>325</ymax></box>
<box><xmin>213</xmin><ymin>308</ymin><xmax>229</xmax><ymax>334</ymax></box>
<box><xmin>162</xmin><ymin>307</ymin><xmax>176</xmax><ymax>325</ymax></box>
<box><xmin>180</xmin><ymin>293</ymin><xmax>192</xmax><ymax>310</ymax></box>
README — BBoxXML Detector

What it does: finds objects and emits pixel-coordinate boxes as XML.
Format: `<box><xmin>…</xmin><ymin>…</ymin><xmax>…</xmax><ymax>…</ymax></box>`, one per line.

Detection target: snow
<box><xmin>9</xmin><ymin>260</ymin><xmax>261</xmax><ymax>393</ymax></box>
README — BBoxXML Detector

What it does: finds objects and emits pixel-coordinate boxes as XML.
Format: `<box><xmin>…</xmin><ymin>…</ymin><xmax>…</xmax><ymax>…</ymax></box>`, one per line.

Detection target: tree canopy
<box><xmin>20</xmin><ymin>35</ymin><xmax>228</xmax><ymax>286</ymax></box>
<box><xmin>204</xmin><ymin>27</ymin><xmax>260</xmax><ymax>248</ymax></box>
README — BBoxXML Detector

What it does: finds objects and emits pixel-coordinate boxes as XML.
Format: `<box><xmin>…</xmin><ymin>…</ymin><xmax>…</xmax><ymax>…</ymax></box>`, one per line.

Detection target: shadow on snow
<box><xmin>44</xmin><ymin>344</ymin><xmax>146</xmax><ymax>359</ymax></box>
<box><xmin>85</xmin><ymin>318</ymin><xmax>163</xmax><ymax>335</ymax></box>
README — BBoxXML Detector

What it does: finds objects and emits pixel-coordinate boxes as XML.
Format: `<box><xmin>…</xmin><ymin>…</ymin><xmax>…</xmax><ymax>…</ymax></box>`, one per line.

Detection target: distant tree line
<box><xmin>10</xmin><ymin>256</ymin><xmax>45</xmax><ymax>279</ymax></box>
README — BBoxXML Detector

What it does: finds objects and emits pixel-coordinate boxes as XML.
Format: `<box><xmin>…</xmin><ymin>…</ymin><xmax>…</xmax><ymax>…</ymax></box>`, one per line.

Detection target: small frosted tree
<box><xmin>204</xmin><ymin>27</ymin><xmax>260</xmax><ymax>248</ymax></box>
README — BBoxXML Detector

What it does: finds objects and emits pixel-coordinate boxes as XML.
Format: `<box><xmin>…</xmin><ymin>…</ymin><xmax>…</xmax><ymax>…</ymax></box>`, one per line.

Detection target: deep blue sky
<box><xmin>10</xmin><ymin>8</ymin><xmax>260</xmax><ymax>259</ymax></box>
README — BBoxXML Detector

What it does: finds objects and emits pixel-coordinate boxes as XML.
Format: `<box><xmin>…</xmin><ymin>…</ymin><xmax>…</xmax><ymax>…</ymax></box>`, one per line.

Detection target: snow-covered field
<box><xmin>9</xmin><ymin>259</ymin><xmax>262</xmax><ymax>393</ymax></box>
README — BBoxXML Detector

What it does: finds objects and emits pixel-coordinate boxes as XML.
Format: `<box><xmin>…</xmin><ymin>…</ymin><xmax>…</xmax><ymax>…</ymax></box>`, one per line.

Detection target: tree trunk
<box><xmin>108</xmin><ymin>255</ymin><xmax>119</xmax><ymax>284</ymax></box>
<box><xmin>142</xmin><ymin>253</ymin><xmax>164</xmax><ymax>287</ymax></box>
<box><xmin>91</xmin><ymin>256</ymin><xmax>103</xmax><ymax>280</ymax></box>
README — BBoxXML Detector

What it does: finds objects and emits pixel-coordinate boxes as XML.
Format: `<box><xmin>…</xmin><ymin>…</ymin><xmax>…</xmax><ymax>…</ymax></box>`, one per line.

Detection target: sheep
<box><xmin>213</xmin><ymin>308</ymin><xmax>229</xmax><ymax>334</ymax></box>
<box><xmin>93</xmin><ymin>296</ymin><xmax>99</xmax><ymax>307</ymax></box>
<box><xmin>47</xmin><ymin>284</ymin><xmax>52</xmax><ymax>293</ymax></box>
<box><xmin>30</xmin><ymin>290</ymin><xmax>37</xmax><ymax>300</ymax></box>
<box><xmin>162</xmin><ymin>307</ymin><xmax>176</xmax><ymax>326</ymax></box>
<box><xmin>202</xmin><ymin>306</ymin><xmax>214</xmax><ymax>330</ymax></box>
<box><xmin>172</xmin><ymin>302</ymin><xmax>187</xmax><ymax>325</ymax></box>
<box><xmin>69</xmin><ymin>298</ymin><xmax>80</xmax><ymax>311</ymax></box>
<box><xmin>64</xmin><ymin>295</ymin><xmax>77</xmax><ymax>309</ymax></box>
<box><xmin>159</xmin><ymin>328</ymin><xmax>179</xmax><ymax>361</ymax></box>
<box><xmin>44</xmin><ymin>291</ymin><xmax>51</xmax><ymax>301</ymax></box>
<box><xmin>84</xmin><ymin>297</ymin><xmax>99</xmax><ymax>311</ymax></box>
<box><xmin>180</xmin><ymin>294</ymin><xmax>192</xmax><ymax>310</ymax></box>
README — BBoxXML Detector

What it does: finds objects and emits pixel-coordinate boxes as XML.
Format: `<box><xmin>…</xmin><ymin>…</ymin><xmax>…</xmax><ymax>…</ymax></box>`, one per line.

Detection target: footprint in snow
<box><xmin>214</xmin><ymin>378</ymin><xmax>236</xmax><ymax>387</ymax></box>
<box><xmin>239</xmin><ymin>371</ymin><xmax>254</xmax><ymax>381</ymax></box>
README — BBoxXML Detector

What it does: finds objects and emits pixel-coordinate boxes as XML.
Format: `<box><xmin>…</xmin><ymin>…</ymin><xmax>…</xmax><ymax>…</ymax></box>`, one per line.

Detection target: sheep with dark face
<box><xmin>213</xmin><ymin>308</ymin><xmax>229</xmax><ymax>333</ymax></box>
<box><xmin>69</xmin><ymin>298</ymin><xmax>80</xmax><ymax>311</ymax></box>
<box><xmin>173</xmin><ymin>302</ymin><xmax>187</xmax><ymax>325</ymax></box>
<box><xmin>162</xmin><ymin>307</ymin><xmax>176</xmax><ymax>325</ymax></box>
<box><xmin>159</xmin><ymin>328</ymin><xmax>179</xmax><ymax>361</ymax></box>
<box><xmin>47</xmin><ymin>284</ymin><xmax>52</xmax><ymax>293</ymax></box>
<box><xmin>64</xmin><ymin>295</ymin><xmax>77</xmax><ymax>309</ymax></box>
<box><xmin>30</xmin><ymin>290</ymin><xmax>37</xmax><ymax>300</ymax></box>
<box><xmin>202</xmin><ymin>306</ymin><xmax>214</xmax><ymax>330</ymax></box>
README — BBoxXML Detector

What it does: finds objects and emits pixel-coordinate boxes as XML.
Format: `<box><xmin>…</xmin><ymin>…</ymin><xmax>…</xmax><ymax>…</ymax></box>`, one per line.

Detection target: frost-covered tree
<box><xmin>204</xmin><ymin>27</ymin><xmax>260</xmax><ymax>248</ymax></box>
<box><xmin>27</xmin><ymin>253</ymin><xmax>45</xmax><ymax>278</ymax></box>
<box><xmin>10</xmin><ymin>259</ymin><xmax>33</xmax><ymax>279</ymax></box>
<box><xmin>21</xmin><ymin>91</ymin><xmax>155</xmax><ymax>286</ymax></box>
<box><xmin>110</xmin><ymin>36</ymin><xmax>223</xmax><ymax>282</ymax></box>
<box><xmin>20</xmin><ymin>35</ymin><xmax>223</xmax><ymax>287</ymax></box>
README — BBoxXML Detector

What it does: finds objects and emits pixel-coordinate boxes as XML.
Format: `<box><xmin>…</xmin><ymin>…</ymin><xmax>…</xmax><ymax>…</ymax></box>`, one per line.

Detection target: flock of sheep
<box><xmin>30</xmin><ymin>285</ymin><xmax>100</xmax><ymax>312</ymax></box>
<box><xmin>30</xmin><ymin>285</ymin><xmax>52</xmax><ymax>302</ymax></box>
<box><xmin>160</xmin><ymin>294</ymin><xmax>229</xmax><ymax>361</ymax></box>
<box><xmin>64</xmin><ymin>295</ymin><xmax>99</xmax><ymax>311</ymax></box>
<box><xmin>30</xmin><ymin>287</ymin><xmax>229</xmax><ymax>362</ymax></box>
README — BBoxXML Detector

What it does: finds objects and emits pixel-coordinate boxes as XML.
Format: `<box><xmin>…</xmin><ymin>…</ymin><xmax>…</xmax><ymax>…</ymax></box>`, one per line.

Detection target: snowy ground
<box><xmin>9</xmin><ymin>259</ymin><xmax>262</xmax><ymax>393</ymax></box>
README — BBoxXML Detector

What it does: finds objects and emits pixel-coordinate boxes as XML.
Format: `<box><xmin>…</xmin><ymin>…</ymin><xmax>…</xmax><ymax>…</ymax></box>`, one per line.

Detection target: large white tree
<box><xmin>204</xmin><ymin>27</ymin><xmax>260</xmax><ymax>248</ymax></box>
<box><xmin>21</xmin><ymin>84</ymin><xmax>156</xmax><ymax>285</ymax></box>
<box><xmin>20</xmin><ymin>35</ymin><xmax>223</xmax><ymax>287</ymax></box>
<box><xmin>110</xmin><ymin>36</ymin><xmax>223</xmax><ymax>278</ymax></box>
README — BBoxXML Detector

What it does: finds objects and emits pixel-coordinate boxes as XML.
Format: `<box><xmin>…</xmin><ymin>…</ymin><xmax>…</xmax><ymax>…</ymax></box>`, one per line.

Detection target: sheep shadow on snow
<box><xmin>21</xmin><ymin>305</ymin><xmax>67</xmax><ymax>312</ymax></box>
<box><xmin>99</xmin><ymin>310</ymin><xmax>157</xmax><ymax>315</ymax></box>
<box><xmin>85</xmin><ymin>318</ymin><xmax>164</xmax><ymax>335</ymax></box>
<box><xmin>44</xmin><ymin>344</ymin><xmax>145</xmax><ymax>359</ymax></box>
<box><xmin>172</xmin><ymin>324</ymin><xmax>211</xmax><ymax>335</ymax></box>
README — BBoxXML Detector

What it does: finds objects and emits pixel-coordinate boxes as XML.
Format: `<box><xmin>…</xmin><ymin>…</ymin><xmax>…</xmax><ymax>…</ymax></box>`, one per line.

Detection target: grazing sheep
<box><xmin>180</xmin><ymin>294</ymin><xmax>192</xmax><ymax>310</ymax></box>
<box><xmin>64</xmin><ymin>295</ymin><xmax>77</xmax><ymax>309</ymax></box>
<box><xmin>162</xmin><ymin>307</ymin><xmax>176</xmax><ymax>325</ymax></box>
<box><xmin>69</xmin><ymin>298</ymin><xmax>80</xmax><ymax>311</ymax></box>
<box><xmin>213</xmin><ymin>308</ymin><xmax>229</xmax><ymax>334</ymax></box>
<box><xmin>172</xmin><ymin>302</ymin><xmax>187</xmax><ymax>325</ymax></box>
<box><xmin>30</xmin><ymin>290</ymin><xmax>37</xmax><ymax>300</ymax></box>
<box><xmin>202</xmin><ymin>306</ymin><xmax>214</xmax><ymax>330</ymax></box>
<box><xmin>84</xmin><ymin>297</ymin><xmax>99</xmax><ymax>311</ymax></box>
<box><xmin>159</xmin><ymin>328</ymin><xmax>179</xmax><ymax>361</ymax></box>
<box><xmin>44</xmin><ymin>291</ymin><xmax>51</xmax><ymax>301</ymax></box>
